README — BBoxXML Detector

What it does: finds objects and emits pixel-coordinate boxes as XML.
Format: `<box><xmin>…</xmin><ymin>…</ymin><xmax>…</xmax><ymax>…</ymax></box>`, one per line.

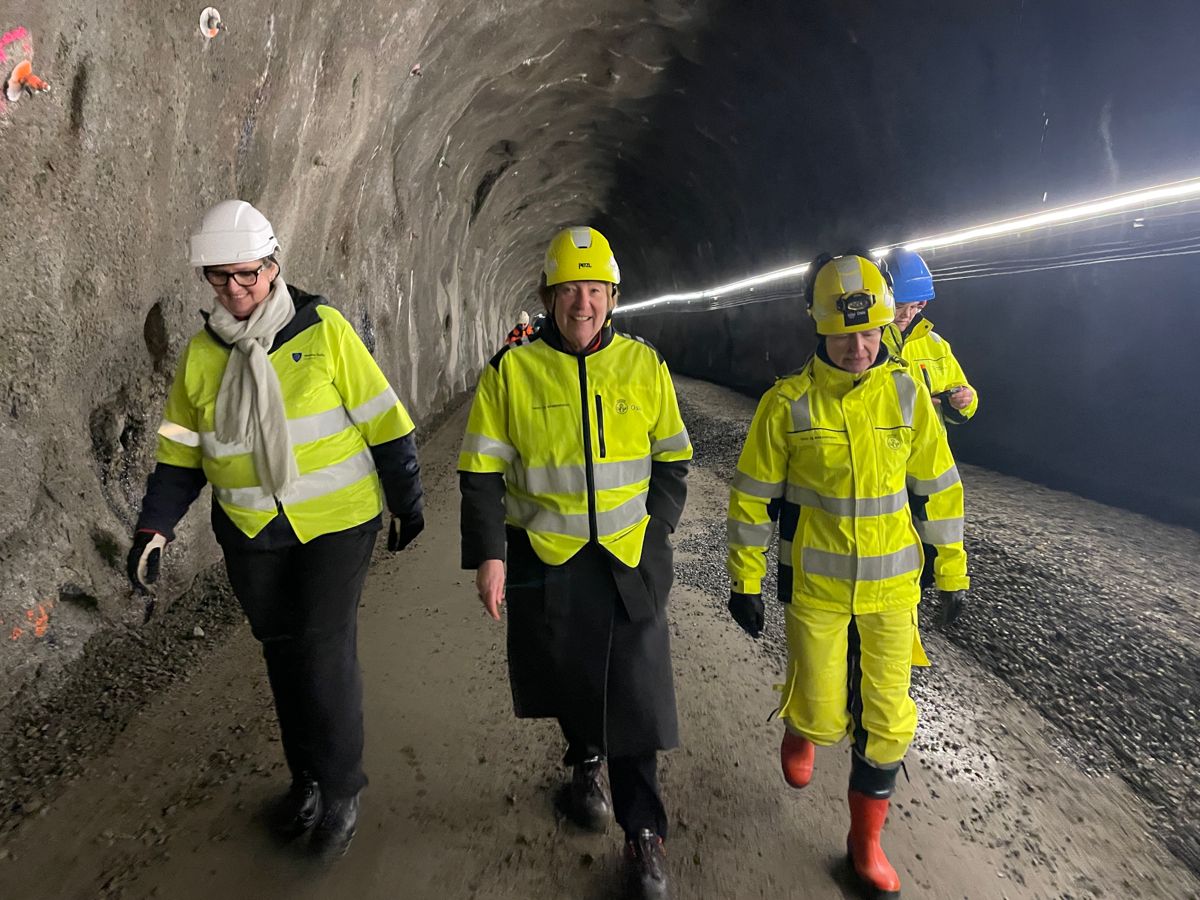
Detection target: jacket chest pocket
<box><xmin>874</xmin><ymin>427</ymin><xmax>914</xmax><ymax>479</ymax></box>
<box><xmin>789</xmin><ymin>430</ymin><xmax>851</xmax><ymax>473</ymax></box>
<box><xmin>589</xmin><ymin>386</ymin><xmax>653</xmax><ymax>459</ymax></box>
<box><xmin>513</xmin><ymin>391</ymin><xmax>578</xmax><ymax>457</ymax></box>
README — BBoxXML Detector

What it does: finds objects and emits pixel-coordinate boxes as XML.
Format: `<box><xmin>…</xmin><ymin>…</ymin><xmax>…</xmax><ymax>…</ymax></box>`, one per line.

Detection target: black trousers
<box><xmin>564</xmin><ymin>731</ymin><xmax>668</xmax><ymax>841</ymax></box>
<box><xmin>223</xmin><ymin>526</ymin><xmax>376</xmax><ymax>798</ymax></box>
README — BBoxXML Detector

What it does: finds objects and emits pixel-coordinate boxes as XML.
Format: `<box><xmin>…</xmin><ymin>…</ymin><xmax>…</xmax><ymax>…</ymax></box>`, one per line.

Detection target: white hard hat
<box><xmin>517</xmin><ymin>310</ymin><xmax>530</xmax><ymax>326</ymax></box>
<box><xmin>189</xmin><ymin>200</ymin><xmax>280</xmax><ymax>267</ymax></box>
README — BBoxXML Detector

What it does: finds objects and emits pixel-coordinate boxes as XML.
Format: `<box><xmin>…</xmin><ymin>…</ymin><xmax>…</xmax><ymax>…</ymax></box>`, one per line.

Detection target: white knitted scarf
<box><xmin>207</xmin><ymin>275</ymin><xmax>299</xmax><ymax>497</ymax></box>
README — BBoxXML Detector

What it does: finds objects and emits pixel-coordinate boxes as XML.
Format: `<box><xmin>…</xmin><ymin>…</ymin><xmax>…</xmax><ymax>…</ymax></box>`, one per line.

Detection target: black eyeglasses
<box><xmin>203</xmin><ymin>263</ymin><xmax>270</xmax><ymax>288</ymax></box>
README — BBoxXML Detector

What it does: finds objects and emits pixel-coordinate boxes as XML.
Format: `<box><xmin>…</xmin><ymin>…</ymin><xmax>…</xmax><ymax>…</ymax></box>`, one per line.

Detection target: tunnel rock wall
<box><xmin>0</xmin><ymin>0</ymin><xmax>706</xmax><ymax>708</ymax></box>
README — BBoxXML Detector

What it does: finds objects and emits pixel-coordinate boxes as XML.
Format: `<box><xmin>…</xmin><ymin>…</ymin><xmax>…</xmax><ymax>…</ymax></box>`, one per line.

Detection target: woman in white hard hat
<box><xmin>726</xmin><ymin>252</ymin><xmax>969</xmax><ymax>897</ymax></box>
<box><xmin>458</xmin><ymin>226</ymin><xmax>691</xmax><ymax>900</ymax></box>
<box><xmin>127</xmin><ymin>199</ymin><xmax>425</xmax><ymax>860</ymax></box>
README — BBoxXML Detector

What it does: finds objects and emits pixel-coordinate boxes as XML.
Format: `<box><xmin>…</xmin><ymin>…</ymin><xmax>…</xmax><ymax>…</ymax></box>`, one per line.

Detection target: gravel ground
<box><xmin>0</xmin><ymin>569</ymin><xmax>244</xmax><ymax>837</ymax></box>
<box><xmin>674</xmin><ymin>375</ymin><xmax>1200</xmax><ymax>879</ymax></box>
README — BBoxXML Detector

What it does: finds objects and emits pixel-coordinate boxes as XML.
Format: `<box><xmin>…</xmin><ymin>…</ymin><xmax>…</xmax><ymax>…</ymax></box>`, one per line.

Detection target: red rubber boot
<box><xmin>847</xmin><ymin>790</ymin><xmax>901</xmax><ymax>897</ymax></box>
<box><xmin>780</xmin><ymin>730</ymin><xmax>815</xmax><ymax>788</ymax></box>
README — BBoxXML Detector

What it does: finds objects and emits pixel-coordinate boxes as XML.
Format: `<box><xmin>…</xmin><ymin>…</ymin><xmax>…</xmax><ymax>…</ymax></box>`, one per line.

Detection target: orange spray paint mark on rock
<box><xmin>31</xmin><ymin>603</ymin><xmax>50</xmax><ymax>637</ymax></box>
<box><xmin>10</xmin><ymin>601</ymin><xmax>53</xmax><ymax>640</ymax></box>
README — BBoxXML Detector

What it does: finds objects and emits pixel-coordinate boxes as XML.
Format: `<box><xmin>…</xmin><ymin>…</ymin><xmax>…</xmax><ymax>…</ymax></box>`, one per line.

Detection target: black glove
<box><xmin>127</xmin><ymin>530</ymin><xmax>167</xmax><ymax>592</ymax></box>
<box><xmin>388</xmin><ymin>513</ymin><xmax>425</xmax><ymax>552</ymax></box>
<box><xmin>728</xmin><ymin>592</ymin><xmax>764</xmax><ymax>638</ymax></box>
<box><xmin>936</xmin><ymin>589</ymin><xmax>967</xmax><ymax>628</ymax></box>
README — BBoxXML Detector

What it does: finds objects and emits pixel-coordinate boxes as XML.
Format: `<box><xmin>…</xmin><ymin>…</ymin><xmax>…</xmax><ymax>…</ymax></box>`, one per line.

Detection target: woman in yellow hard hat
<box><xmin>458</xmin><ymin>226</ymin><xmax>691</xmax><ymax>900</ymax></box>
<box><xmin>726</xmin><ymin>252</ymin><xmax>969</xmax><ymax>897</ymax></box>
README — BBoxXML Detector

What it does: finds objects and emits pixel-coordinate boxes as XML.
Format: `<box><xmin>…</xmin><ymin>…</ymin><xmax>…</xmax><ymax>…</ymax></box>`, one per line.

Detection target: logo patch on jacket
<box><xmin>292</xmin><ymin>352</ymin><xmax>303</xmax><ymax>362</ymax></box>
<box><xmin>615</xmin><ymin>399</ymin><xmax>640</xmax><ymax>414</ymax></box>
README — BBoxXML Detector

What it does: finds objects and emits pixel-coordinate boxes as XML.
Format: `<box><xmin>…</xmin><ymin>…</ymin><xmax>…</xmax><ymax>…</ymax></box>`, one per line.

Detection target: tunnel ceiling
<box><xmin>2</xmin><ymin>0</ymin><xmax>1199</xmax><ymax>704</ymax></box>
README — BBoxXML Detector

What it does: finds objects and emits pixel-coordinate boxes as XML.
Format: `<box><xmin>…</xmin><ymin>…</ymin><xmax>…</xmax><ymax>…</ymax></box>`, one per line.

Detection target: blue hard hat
<box><xmin>887</xmin><ymin>248</ymin><xmax>935</xmax><ymax>304</ymax></box>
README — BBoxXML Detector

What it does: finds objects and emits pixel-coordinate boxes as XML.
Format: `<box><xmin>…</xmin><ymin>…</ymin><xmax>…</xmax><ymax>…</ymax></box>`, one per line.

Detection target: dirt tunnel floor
<box><xmin>2</xmin><ymin>377</ymin><xmax>1198</xmax><ymax>899</ymax></box>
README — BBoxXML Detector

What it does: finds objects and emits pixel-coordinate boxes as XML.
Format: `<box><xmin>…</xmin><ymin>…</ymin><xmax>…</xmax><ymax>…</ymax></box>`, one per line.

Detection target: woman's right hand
<box><xmin>476</xmin><ymin>559</ymin><xmax>506</xmax><ymax>621</ymax></box>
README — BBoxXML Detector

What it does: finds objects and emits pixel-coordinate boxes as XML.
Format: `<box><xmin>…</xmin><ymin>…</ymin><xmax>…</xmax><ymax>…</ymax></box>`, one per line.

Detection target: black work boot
<box><xmin>309</xmin><ymin>791</ymin><xmax>360</xmax><ymax>861</ymax></box>
<box><xmin>626</xmin><ymin>829</ymin><xmax>669</xmax><ymax>900</ymax></box>
<box><xmin>564</xmin><ymin>755</ymin><xmax>611</xmax><ymax>832</ymax></box>
<box><xmin>274</xmin><ymin>775</ymin><xmax>321</xmax><ymax>840</ymax></box>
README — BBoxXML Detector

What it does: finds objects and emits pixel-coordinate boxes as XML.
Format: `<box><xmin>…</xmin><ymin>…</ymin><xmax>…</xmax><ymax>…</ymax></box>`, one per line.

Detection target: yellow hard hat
<box><xmin>543</xmin><ymin>226</ymin><xmax>621</xmax><ymax>286</ymax></box>
<box><xmin>807</xmin><ymin>254</ymin><xmax>894</xmax><ymax>335</ymax></box>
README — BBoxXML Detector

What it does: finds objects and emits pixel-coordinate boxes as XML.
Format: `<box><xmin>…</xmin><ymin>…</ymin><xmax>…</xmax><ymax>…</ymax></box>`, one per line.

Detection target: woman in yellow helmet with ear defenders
<box><xmin>458</xmin><ymin>226</ymin><xmax>691</xmax><ymax>900</ymax></box>
<box><xmin>726</xmin><ymin>252</ymin><xmax>969</xmax><ymax>898</ymax></box>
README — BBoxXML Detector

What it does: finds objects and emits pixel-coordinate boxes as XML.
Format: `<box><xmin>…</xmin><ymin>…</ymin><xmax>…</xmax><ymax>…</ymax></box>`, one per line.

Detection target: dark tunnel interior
<box><xmin>606</xmin><ymin>0</ymin><xmax>1200</xmax><ymax>528</ymax></box>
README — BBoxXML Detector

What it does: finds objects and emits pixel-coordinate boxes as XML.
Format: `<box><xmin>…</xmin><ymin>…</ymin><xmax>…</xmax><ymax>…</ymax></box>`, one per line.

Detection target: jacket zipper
<box><xmin>577</xmin><ymin>356</ymin><xmax>598</xmax><ymax>542</ymax></box>
<box><xmin>594</xmin><ymin>394</ymin><xmax>607</xmax><ymax>458</ymax></box>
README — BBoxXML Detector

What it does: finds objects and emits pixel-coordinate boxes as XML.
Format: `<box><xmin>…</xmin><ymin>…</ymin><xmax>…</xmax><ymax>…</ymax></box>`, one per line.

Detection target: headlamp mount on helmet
<box><xmin>836</xmin><ymin>291</ymin><xmax>876</xmax><ymax>327</ymax></box>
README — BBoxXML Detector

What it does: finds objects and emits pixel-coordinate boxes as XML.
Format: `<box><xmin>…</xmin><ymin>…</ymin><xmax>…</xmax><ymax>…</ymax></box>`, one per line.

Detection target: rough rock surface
<box><xmin>0</xmin><ymin>0</ymin><xmax>705</xmax><ymax>712</ymax></box>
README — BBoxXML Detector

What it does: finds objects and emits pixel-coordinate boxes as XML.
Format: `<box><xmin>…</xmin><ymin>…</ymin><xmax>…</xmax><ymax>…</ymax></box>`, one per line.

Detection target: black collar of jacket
<box><xmin>200</xmin><ymin>284</ymin><xmax>327</xmax><ymax>353</ymax></box>
<box><xmin>537</xmin><ymin>315</ymin><xmax>615</xmax><ymax>356</ymax></box>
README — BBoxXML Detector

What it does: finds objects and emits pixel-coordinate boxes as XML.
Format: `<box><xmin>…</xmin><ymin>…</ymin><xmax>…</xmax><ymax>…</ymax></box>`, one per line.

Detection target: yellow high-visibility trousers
<box><xmin>777</xmin><ymin>603</ymin><xmax>928</xmax><ymax>768</ymax></box>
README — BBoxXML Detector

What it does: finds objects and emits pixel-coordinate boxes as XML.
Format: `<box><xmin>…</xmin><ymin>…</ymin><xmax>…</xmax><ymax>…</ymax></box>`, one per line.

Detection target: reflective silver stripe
<box><xmin>785</xmin><ymin>484</ymin><xmax>907</xmax><ymax>517</ymax></box>
<box><xmin>651</xmin><ymin>428</ymin><xmax>690</xmax><ymax>454</ymax></box>
<box><xmin>780</xmin><ymin>539</ymin><xmax>794</xmax><ymax>565</ymax></box>
<box><xmin>349</xmin><ymin>387</ymin><xmax>401</xmax><ymax>426</ymax></box>
<box><xmin>732</xmin><ymin>470</ymin><xmax>785</xmax><ymax>499</ymax></box>
<box><xmin>907</xmin><ymin>465</ymin><xmax>961</xmax><ymax>496</ymax></box>
<box><xmin>790</xmin><ymin>395</ymin><xmax>811</xmax><ymax>431</ymax></box>
<box><xmin>802</xmin><ymin>544</ymin><xmax>921</xmax><ymax>581</ymax></box>
<box><xmin>727</xmin><ymin>518</ymin><xmax>775</xmax><ymax>546</ymax></box>
<box><xmin>461</xmin><ymin>432</ymin><xmax>517</xmax><ymax>464</ymax></box>
<box><xmin>892</xmin><ymin>370</ymin><xmax>916</xmax><ymax>427</ymax></box>
<box><xmin>598</xmin><ymin>494</ymin><xmax>648</xmax><ymax>534</ymax></box>
<box><xmin>915</xmin><ymin>517</ymin><xmax>964</xmax><ymax>544</ymax></box>
<box><xmin>506</xmin><ymin>492</ymin><xmax>646</xmax><ymax>537</ymax></box>
<box><xmin>201</xmin><ymin>432</ymin><xmax>250</xmax><ymax>458</ymax></box>
<box><xmin>520</xmin><ymin>456</ymin><xmax>651</xmax><ymax>495</ymax></box>
<box><xmin>289</xmin><ymin>405</ymin><xmax>354</xmax><ymax>445</ymax></box>
<box><xmin>199</xmin><ymin>407</ymin><xmax>356</xmax><ymax>458</ymax></box>
<box><xmin>215</xmin><ymin>448</ymin><xmax>376</xmax><ymax>511</ymax></box>
<box><xmin>158</xmin><ymin>420</ymin><xmax>200</xmax><ymax>447</ymax></box>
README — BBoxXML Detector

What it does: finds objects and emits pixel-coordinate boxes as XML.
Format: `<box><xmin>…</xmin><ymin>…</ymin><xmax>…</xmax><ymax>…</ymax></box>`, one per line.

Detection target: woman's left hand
<box><xmin>948</xmin><ymin>387</ymin><xmax>974</xmax><ymax>410</ymax></box>
<box><xmin>476</xmin><ymin>559</ymin><xmax>506</xmax><ymax>621</ymax></box>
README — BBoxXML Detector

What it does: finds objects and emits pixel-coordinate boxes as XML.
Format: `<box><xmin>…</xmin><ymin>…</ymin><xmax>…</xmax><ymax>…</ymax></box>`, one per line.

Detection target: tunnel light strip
<box><xmin>615</xmin><ymin>176</ymin><xmax>1200</xmax><ymax>315</ymax></box>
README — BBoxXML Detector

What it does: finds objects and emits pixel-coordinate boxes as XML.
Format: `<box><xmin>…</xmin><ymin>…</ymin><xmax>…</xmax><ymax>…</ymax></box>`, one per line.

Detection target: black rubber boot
<box><xmin>564</xmin><ymin>756</ymin><xmax>612</xmax><ymax>832</ymax></box>
<box><xmin>274</xmin><ymin>775</ymin><xmax>321</xmax><ymax>840</ymax></box>
<box><xmin>626</xmin><ymin>828</ymin><xmax>670</xmax><ymax>900</ymax></box>
<box><xmin>309</xmin><ymin>791</ymin><xmax>360</xmax><ymax>861</ymax></box>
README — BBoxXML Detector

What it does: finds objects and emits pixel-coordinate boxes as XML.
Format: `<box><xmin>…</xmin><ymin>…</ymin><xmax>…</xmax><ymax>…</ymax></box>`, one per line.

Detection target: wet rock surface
<box><xmin>674</xmin><ymin>375</ymin><xmax>1200</xmax><ymax>879</ymax></box>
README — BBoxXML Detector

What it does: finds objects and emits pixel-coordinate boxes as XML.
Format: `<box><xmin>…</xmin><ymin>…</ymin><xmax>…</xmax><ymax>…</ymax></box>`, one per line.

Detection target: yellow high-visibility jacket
<box><xmin>458</xmin><ymin>328</ymin><xmax>692</xmax><ymax>568</ymax></box>
<box><xmin>884</xmin><ymin>316</ymin><xmax>978</xmax><ymax>423</ymax></box>
<box><xmin>155</xmin><ymin>298</ymin><xmax>415</xmax><ymax>542</ymax></box>
<box><xmin>727</xmin><ymin>350</ymin><xmax>968</xmax><ymax>614</ymax></box>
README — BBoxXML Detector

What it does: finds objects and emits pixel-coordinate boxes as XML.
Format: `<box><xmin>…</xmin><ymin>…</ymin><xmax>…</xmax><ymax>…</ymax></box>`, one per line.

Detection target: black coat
<box><xmin>503</xmin><ymin>518</ymin><xmax>679</xmax><ymax>758</ymax></box>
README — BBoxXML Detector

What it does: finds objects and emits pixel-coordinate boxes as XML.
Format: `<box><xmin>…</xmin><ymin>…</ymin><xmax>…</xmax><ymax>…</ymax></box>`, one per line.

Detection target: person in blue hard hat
<box><xmin>883</xmin><ymin>248</ymin><xmax>977</xmax><ymax>597</ymax></box>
